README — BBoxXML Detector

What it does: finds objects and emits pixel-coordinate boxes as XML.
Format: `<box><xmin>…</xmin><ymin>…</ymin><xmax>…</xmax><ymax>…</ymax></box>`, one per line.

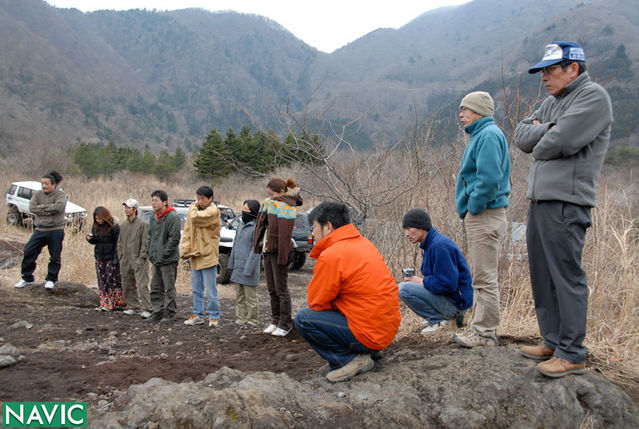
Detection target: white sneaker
<box><xmin>420</xmin><ymin>320</ymin><xmax>449</xmax><ymax>334</ymax></box>
<box><xmin>271</xmin><ymin>327</ymin><xmax>292</xmax><ymax>337</ymax></box>
<box><xmin>263</xmin><ymin>323</ymin><xmax>277</xmax><ymax>334</ymax></box>
<box><xmin>44</xmin><ymin>281</ymin><xmax>55</xmax><ymax>290</ymax></box>
<box><xmin>123</xmin><ymin>309</ymin><xmax>136</xmax><ymax>315</ymax></box>
<box><xmin>139</xmin><ymin>311</ymin><xmax>152</xmax><ymax>319</ymax></box>
<box><xmin>14</xmin><ymin>279</ymin><xmax>31</xmax><ymax>288</ymax></box>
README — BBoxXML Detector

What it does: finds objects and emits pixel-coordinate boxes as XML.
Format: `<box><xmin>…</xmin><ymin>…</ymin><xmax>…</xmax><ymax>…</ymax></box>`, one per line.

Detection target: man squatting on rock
<box><xmin>398</xmin><ymin>208</ymin><xmax>474</xmax><ymax>334</ymax></box>
<box><xmin>514</xmin><ymin>41</ymin><xmax>613</xmax><ymax>378</ymax></box>
<box><xmin>294</xmin><ymin>201</ymin><xmax>401</xmax><ymax>383</ymax></box>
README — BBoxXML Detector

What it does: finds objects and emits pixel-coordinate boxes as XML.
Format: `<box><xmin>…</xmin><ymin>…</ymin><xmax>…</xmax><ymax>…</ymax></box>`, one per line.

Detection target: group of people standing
<box><xmin>14</xmin><ymin>40</ymin><xmax>612</xmax><ymax>383</ymax></box>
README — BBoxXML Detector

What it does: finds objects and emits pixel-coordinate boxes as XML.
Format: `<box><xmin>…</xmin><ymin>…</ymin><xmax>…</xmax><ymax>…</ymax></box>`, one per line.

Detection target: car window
<box><xmin>294</xmin><ymin>213</ymin><xmax>309</xmax><ymax>229</ymax></box>
<box><xmin>17</xmin><ymin>187</ymin><xmax>34</xmax><ymax>200</ymax></box>
<box><xmin>7</xmin><ymin>184</ymin><xmax>17</xmax><ymax>196</ymax></box>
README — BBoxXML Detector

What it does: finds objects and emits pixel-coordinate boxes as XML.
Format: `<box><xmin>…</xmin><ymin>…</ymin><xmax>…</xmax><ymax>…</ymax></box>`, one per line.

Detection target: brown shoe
<box><xmin>536</xmin><ymin>356</ymin><xmax>586</xmax><ymax>378</ymax></box>
<box><xmin>521</xmin><ymin>343</ymin><xmax>554</xmax><ymax>360</ymax></box>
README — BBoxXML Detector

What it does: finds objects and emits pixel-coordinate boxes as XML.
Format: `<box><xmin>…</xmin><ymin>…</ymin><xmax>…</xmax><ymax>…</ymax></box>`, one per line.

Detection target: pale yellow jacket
<box><xmin>180</xmin><ymin>202</ymin><xmax>220</xmax><ymax>270</ymax></box>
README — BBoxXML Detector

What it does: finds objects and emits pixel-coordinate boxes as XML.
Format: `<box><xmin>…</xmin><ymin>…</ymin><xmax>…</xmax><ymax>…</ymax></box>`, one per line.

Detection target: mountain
<box><xmin>0</xmin><ymin>0</ymin><xmax>637</xmax><ymax>157</ymax></box>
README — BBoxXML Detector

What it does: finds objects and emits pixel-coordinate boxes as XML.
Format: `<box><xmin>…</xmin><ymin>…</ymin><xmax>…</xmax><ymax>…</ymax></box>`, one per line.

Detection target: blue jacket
<box><xmin>420</xmin><ymin>228</ymin><xmax>473</xmax><ymax>310</ymax></box>
<box><xmin>455</xmin><ymin>116</ymin><xmax>511</xmax><ymax>218</ymax></box>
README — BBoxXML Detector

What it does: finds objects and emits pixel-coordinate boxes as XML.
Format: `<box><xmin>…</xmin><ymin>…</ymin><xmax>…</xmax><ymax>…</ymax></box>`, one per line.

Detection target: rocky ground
<box><xmin>1</xmin><ymin>238</ymin><xmax>638</xmax><ymax>428</ymax></box>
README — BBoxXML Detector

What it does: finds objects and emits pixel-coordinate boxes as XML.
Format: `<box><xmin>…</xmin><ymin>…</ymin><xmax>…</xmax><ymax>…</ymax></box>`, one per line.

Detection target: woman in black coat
<box><xmin>86</xmin><ymin>206</ymin><xmax>124</xmax><ymax>311</ymax></box>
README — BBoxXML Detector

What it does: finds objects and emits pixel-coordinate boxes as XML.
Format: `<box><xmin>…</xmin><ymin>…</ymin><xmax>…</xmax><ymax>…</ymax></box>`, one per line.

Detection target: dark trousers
<box><xmin>149</xmin><ymin>263</ymin><xmax>178</xmax><ymax>319</ymax></box>
<box><xmin>263</xmin><ymin>252</ymin><xmax>292</xmax><ymax>330</ymax></box>
<box><xmin>294</xmin><ymin>308</ymin><xmax>378</xmax><ymax>370</ymax></box>
<box><xmin>21</xmin><ymin>229</ymin><xmax>65</xmax><ymax>282</ymax></box>
<box><xmin>527</xmin><ymin>201</ymin><xmax>591</xmax><ymax>363</ymax></box>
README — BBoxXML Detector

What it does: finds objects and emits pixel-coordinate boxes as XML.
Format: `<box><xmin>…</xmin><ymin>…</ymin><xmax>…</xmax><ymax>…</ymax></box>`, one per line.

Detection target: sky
<box><xmin>45</xmin><ymin>0</ymin><xmax>470</xmax><ymax>53</ymax></box>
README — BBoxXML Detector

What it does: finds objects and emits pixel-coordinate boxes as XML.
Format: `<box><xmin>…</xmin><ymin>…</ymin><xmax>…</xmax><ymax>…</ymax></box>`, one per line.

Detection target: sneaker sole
<box><xmin>327</xmin><ymin>359</ymin><xmax>375</xmax><ymax>383</ymax></box>
<box><xmin>537</xmin><ymin>366</ymin><xmax>587</xmax><ymax>378</ymax></box>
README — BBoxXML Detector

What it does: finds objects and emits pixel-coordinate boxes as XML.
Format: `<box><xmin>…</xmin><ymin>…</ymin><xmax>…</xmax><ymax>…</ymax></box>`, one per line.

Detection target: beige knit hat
<box><xmin>460</xmin><ymin>91</ymin><xmax>494</xmax><ymax>117</ymax></box>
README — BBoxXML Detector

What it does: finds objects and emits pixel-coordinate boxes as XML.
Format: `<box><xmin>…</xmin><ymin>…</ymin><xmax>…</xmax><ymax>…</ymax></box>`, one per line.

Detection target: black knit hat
<box><xmin>402</xmin><ymin>209</ymin><xmax>431</xmax><ymax>231</ymax></box>
<box><xmin>244</xmin><ymin>199</ymin><xmax>260</xmax><ymax>216</ymax></box>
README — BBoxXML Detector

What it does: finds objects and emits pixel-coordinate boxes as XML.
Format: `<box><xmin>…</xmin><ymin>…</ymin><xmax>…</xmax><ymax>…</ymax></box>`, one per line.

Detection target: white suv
<box><xmin>6</xmin><ymin>181</ymin><xmax>87</xmax><ymax>230</ymax></box>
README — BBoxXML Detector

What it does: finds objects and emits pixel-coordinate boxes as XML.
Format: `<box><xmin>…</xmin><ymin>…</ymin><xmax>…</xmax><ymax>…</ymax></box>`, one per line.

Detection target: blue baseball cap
<box><xmin>528</xmin><ymin>41</ymin><xmax>586</xmax><ymax>74</ymax></box>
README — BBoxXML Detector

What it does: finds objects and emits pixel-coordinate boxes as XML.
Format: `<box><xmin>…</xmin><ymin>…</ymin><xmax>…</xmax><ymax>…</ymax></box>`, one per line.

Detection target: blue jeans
<box><xmin>191</xmin><ymin>266</ymin><xmax>219</xmax><ymax>319</ymax></box>
<box><xmin>398</xmin><ymin>281</ymin><xmax>461</xmax><ymax>324</ymax></box>
<box><xmin>294</xmin><ymin>308</ymin><xmax>379</xmax><ymax>370</ymax></box>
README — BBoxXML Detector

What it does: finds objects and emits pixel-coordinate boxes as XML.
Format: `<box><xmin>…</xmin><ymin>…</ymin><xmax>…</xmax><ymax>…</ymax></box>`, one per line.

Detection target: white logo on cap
<box><xmin>542</xmin><ymin>44</ymin><xmax>564</xmax><ymax>61</ymax></box>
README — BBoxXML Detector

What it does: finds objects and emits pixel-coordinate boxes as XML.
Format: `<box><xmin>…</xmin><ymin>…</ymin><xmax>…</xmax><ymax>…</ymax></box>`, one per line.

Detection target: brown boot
<box><xmin>521</xmin><ymin>343</ymin><xmax>554</xmax><ymax>360</ymax></box>
<box><xmin>536</xmin><ymin>356</ymin><xmax>586</xmax><ymax>378</ymax></box>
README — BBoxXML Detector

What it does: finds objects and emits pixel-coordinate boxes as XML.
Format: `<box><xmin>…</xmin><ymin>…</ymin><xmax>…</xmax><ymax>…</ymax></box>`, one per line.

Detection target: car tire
<box><xmin>289</xmin><ymin>252</ymin><xmax>307</xmax><ymax>271</ymax></box>
<box><xmin>217</xmin><ymin>252</ymin><xmax>232</xmax><ymax>284</ymax></box>
<box><xmin>6</xmin><ymin>207</ymin><xmax>22</xmax><ymax>226</ymax></box>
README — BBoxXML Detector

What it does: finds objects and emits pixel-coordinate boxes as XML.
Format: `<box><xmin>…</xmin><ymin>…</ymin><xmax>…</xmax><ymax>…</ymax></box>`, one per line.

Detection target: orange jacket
<box><xmin>307</xmin><ymin>224</ymin><xmax>401</xmax><ymax>350</ymax></box>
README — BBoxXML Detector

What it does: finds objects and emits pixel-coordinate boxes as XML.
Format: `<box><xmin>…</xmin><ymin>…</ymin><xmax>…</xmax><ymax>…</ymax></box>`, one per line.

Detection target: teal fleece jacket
<box><xmin>455</xmin><ymin>116</ymin><xmax>511</xmax><ymax>218</ymax></box>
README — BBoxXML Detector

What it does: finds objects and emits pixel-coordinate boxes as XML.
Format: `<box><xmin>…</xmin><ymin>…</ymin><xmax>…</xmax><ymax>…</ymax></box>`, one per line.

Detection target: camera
<box><xmin>402</xmin><ymin>268</ymin><xmax>415</xmax><ymax>278</ymax></box>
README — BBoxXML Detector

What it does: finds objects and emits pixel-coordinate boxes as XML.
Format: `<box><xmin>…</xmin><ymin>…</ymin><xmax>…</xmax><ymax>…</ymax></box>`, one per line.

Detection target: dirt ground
<box><xmin>1</xmin><ymin>238</ymin><xmax>637</xmax><ymax>407</ymax></box>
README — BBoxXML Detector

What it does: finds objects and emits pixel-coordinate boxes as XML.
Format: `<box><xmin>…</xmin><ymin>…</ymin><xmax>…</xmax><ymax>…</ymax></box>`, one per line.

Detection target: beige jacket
<box><xmin>181</xmin><ymin>202</ymin><xmax>220</xmax><ymax>270</ymax></box>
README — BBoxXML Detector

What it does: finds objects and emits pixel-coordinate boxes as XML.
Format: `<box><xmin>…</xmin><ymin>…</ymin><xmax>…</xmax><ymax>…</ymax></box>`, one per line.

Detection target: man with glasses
<box><xmin>514</xmin><ymin>41</ymin><xmax>613</xmax><ymax>377</ymax></box>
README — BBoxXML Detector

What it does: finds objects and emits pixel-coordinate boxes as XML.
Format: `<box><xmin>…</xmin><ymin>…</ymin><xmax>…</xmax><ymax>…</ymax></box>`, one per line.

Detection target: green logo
<box><xmin>2</xmin><ymin>402</ymin><xmax>87</xmax><ymax>427</ymax></box>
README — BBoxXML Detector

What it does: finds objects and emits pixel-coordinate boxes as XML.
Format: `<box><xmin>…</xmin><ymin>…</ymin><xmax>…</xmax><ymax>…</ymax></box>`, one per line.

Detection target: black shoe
<box><xmin>455</xmin><ymin>311</ymin><xmax>466</xmax><ymax>328</ymax></box>
<box><xmin>371</xmin><ymin>350</ymin><xmax>383</xmax><ymax>361</ymax></box>
<box><xmin>160</xmin><ymin>316</ymin><xmax>175</xmax><ymax>324</ymax></box>
<box><xmin>146</xmin><ymin>314</ymin><xmax>163</xmax><ymax>323</ymax></box>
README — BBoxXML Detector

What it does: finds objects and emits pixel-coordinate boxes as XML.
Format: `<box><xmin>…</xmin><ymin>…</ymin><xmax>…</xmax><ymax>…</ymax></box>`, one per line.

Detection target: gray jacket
<box><xmin>514</xmin><ymin>72</ymin><xmax>613</xmax><ymax>207</ymax></box>
<box><xmin>228</xmin><ymin>219</ymin><xmax>261</xmax><ymax>286</ymax></box>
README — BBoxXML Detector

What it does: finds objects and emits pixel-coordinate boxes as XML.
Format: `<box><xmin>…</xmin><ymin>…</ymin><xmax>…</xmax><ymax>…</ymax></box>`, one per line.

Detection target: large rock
<box><xmin>89</xmin><ymin>345</ymin><xmax>638</xmax><ymax>428</ymax></box>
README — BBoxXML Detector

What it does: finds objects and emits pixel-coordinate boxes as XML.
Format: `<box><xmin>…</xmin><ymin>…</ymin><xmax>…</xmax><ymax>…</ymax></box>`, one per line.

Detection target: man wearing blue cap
<box><xmin>514</xmin><ymin>42</ymin><xmax>613</xmax><ymax>377</ymax></box>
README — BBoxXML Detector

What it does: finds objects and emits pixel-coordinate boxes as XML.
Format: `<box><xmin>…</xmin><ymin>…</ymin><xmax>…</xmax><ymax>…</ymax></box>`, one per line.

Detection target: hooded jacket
<box><xmin>455</xmin><ymin>116</ymin><xmax>511</xmax><ymax>218</ymax></box>
<box><xmin>253</xmin><ymin>186</ymin><xmax>303</xmax><ymax>265</ymax></box>
<box><xmin>514</xmin><ymin>72</ymin><xmax>613</xmax><ymax>206</ymax></box>
<box><xmin>147</xmin><ymin>206</ymin><xmax>181</xmax><ymax>265</ymax></box>
<box><xmin>180</xmin><ymin>201</ymin><xmax>220</xmax><ymax>270</ymax></box>
<box><xmin>306</xmin><ymin>223</ymin><xmax>401</xmax><ymax>350</ymax></box>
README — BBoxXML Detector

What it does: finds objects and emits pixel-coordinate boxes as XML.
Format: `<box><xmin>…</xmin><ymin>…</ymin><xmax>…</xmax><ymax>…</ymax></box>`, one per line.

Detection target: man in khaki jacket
<box><xmin>117</xmin><ymin>198</ymin><xmax>151</xmax><ymax>319</ymax></box>
<box><xmin>181</xmin><ymin>186</ymin><xmax>221</xmax><ymax>327</ymax></box>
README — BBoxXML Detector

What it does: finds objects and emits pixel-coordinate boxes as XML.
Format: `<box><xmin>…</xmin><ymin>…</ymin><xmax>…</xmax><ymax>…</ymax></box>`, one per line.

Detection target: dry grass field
<box><xmin>0</xmin><ymin>145</ymin><xmax>637</xmax><ymax>386</ymax></box>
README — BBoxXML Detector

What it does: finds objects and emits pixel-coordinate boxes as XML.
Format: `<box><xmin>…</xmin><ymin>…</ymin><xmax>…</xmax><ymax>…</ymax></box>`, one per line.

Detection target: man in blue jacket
<box><xmin>453</xmin><ymin>91</ymin><xmax>511</xmax><ymax>348</ymax></box>
<box><xmin>399</xmin><ymin>209</ymin><xmax>473</xmax><ymax>334</ymax></box>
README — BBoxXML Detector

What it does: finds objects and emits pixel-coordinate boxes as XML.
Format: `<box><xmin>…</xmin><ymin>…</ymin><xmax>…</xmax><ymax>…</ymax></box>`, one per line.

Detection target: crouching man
<box><xmin>294</xmin><ymin>202</ymin><xmax>401</xmax><ymax>383</ymax></box>
<box><xmin>399</xmin><ymin>209</ymin><xmax>473</xmax><ymax>334</ymax></box>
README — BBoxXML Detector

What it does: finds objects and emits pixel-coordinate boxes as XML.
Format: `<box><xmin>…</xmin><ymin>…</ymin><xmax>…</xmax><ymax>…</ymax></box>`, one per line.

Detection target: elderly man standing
<box><xmin>453</xmin><ymin>91</ymin><xmax>511</xmax><ymax>348</ymax></box>
<box><xmin>118</xmin><ymin>198</ymin><xmax>152</xmax><ymax>319</ymax></box>
<box><xmin>514</xmin><ymin>41</ymin><xmax>613</xmax><ymax>377</ymax></box>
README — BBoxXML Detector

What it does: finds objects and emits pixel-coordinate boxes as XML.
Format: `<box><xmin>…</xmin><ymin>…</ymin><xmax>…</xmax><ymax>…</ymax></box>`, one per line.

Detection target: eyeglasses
<box><xmin>541</xmin><ymin>64</ymin><xmax>562</xmax><ymax>75</ymax></box>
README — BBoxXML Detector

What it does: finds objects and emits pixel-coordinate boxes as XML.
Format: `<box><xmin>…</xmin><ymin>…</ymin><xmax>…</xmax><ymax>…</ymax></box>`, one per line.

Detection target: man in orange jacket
<box><xmin>294</xmin><ymin>201</ymin><xmax>401</xmax><ymax>383</ymax></box>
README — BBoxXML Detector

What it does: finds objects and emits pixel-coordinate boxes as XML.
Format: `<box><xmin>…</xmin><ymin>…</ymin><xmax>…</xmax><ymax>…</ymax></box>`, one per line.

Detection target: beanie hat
<box><xmin>460</xmin><ymin>91</ymin><xmax>494</xmax><ymax>117</ymax></box>
<box><xmin>402</xmin><ymin>209</ymin><xmax>432</xmax><ymax>231</ymax></box>
<box><xmin>244</xmin><ymin>199</ymin><xmax>260</xmax><ymax>216</ymax></box>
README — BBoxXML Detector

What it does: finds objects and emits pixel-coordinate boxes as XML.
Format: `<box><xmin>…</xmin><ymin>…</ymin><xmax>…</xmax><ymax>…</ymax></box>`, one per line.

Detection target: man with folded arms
<box><xmin>514</xmin><ymin>41</ymin><xmax>613</xmax><ymax>377</ymax></box>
